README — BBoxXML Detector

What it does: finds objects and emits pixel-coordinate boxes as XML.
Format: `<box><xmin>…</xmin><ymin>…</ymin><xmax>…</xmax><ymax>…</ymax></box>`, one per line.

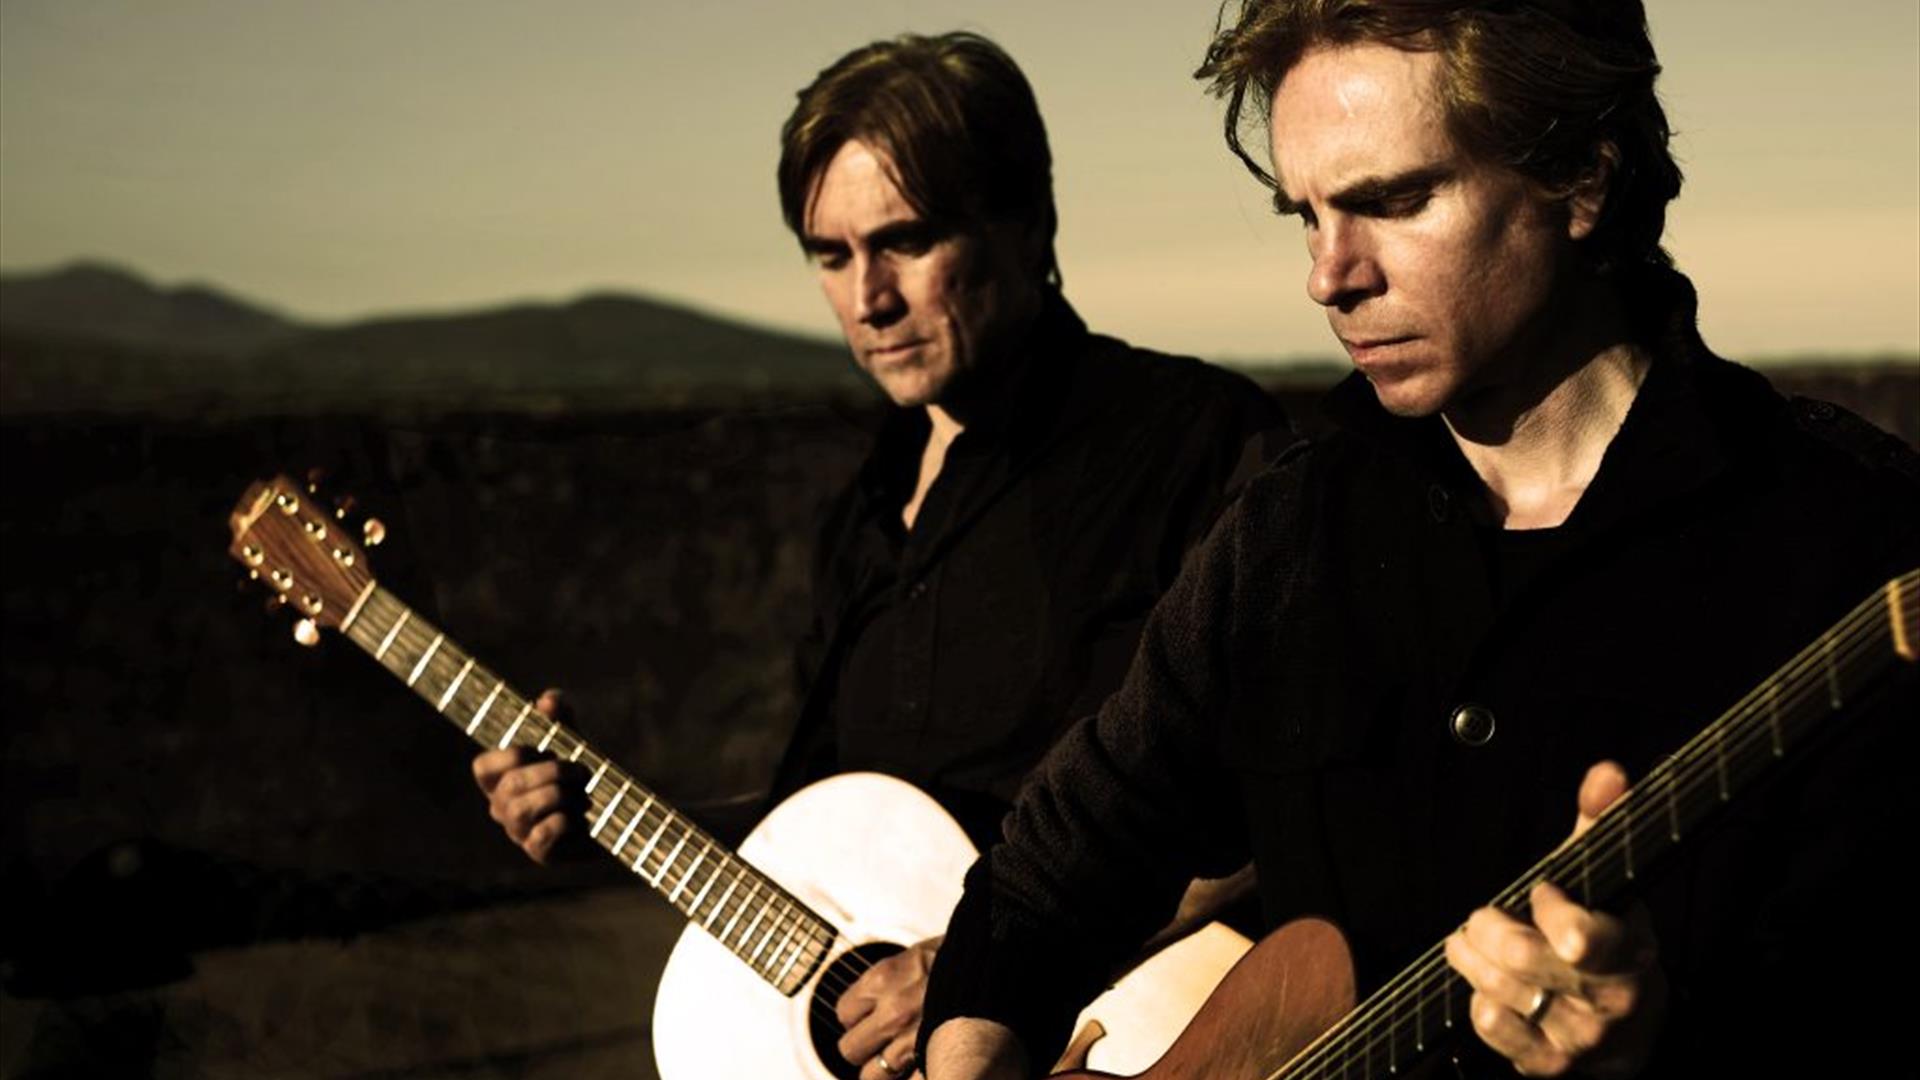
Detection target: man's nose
<box><xmin>1306</xmin><ymin>220</ymin><xmax>1385</xmax><ymax>310</ymax></box>
<box><xmin>854</xmin><ymin>256</ymin><xmax>904</xmax><ymax>325</ymax></box>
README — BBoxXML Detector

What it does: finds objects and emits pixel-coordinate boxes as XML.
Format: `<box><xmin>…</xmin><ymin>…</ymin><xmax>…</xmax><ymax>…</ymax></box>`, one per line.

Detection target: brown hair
<box><xmin>778</xmin><ymin>32</ymin><xmax>1060</xmax><ymax>287</ymax></box>
<box><xmin>1197</xmin><ymin>0</ymin><xmax>1683</xmax><ymax>270</ymax></box>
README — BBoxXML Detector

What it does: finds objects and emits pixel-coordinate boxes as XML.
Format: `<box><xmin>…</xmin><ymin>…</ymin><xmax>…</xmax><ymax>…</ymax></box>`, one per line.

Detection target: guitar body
<box><xmin>1052</xmin><ymin>917</ymin><xmax>1357</xmax><ymax>1080</ymax></box>
<box><xmin>653</xmin><ymin>773</ymin><xmax>974</xmax><ymax>1079</ymax></box>
<box><xmin>651</xmin><ymin>774</ymin><xmax>1254</xmax><ymax>1079</ymax></box>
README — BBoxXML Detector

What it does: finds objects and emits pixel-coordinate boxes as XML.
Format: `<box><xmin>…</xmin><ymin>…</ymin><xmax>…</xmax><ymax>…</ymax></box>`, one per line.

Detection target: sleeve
<box><xmin>921</xmin><ymin>482</ymin><xmax>1280</xmax><ymax>1061</ymax></box>
<box><xmin>1066</xmin><ymin>371</ymin><xmax>1294</xmax><ymax>724</ymax></box>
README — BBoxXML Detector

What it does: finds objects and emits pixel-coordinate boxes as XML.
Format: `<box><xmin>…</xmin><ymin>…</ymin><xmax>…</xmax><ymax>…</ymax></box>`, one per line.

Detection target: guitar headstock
<box><xmin>229</xmin><ymin>473</ymin><xmax>381</xmax><ymax>639</ymax></box>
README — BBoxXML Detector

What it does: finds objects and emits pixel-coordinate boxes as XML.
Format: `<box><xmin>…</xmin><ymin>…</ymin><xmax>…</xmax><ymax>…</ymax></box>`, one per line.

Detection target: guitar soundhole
<box><xmin>807</xmin><ymin>940</ymin><xmax>904</xmax><ymax>1080</ymax></box>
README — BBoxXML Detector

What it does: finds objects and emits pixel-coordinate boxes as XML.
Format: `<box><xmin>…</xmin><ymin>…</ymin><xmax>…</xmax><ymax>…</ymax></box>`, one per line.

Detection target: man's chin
<box><xmin>871</xmin><ymin>372</ymin><xmax>943</xmax><ymax>410</ymax></box>
<box><xmin>1363</xmin><ymin>369</ymin><xmax>1447</xmax><ymax>419</ymax></box>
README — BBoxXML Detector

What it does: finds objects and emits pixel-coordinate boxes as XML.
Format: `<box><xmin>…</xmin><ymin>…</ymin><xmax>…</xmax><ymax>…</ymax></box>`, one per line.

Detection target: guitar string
<box><xmin>1269</xmin><ymin>578</ymin><xmax>1907</xmax><ymax>1080</ymax></box>
<box><xmin>352</xmin><ymin>589</ymin><xmax>891</xmax><ymax>1030</ymax></box>
<box><xmin>1276</xmin><ymin>590</ymin><xmax>1896</xmax><ymax>1080</ymax></box>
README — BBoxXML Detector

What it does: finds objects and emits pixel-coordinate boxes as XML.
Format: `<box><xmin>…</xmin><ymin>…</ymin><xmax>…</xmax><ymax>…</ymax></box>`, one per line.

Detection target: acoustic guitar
<box><xmin>1046</xmin><ymin>567</ymin><xmax>1918</xmax><ymax>1079</ymax></box>
<box><xmin>228</xmin><ymin>473</ymin><xmax>1249</xmax><ymax>1079</ymax></box>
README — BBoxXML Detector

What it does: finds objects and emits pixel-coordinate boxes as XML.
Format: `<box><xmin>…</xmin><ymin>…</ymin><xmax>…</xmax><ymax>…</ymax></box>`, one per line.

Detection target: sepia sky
<box><xmin>2</xmin><ymin>1</ymin><xmax>1915</xmax><ymax>360</ymax></box>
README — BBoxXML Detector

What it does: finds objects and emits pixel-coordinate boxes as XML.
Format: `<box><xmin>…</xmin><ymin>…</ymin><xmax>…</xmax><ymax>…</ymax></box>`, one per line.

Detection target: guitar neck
<box><xmin>336</xmin><ymin>581</ymin><xmax>836</xmax><ymax>997</ymax></box>
<box><xmin>1275</xmin><ymin>569</ymin><xmax>1920</xmax><ymax>1080</ymax></box>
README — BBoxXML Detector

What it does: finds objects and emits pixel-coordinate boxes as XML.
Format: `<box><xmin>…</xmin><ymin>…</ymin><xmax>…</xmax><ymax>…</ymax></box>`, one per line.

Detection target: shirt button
<box><xmin>906</xmin><ymin>581</ymin><xmax>929</xmax><ymax>601</ymax></box>
<box><xmin>1427</xmin><ymin>484</ymin><xmax>1452</xmax><ymax>523</ymax></box>
<box><xmin>1449</xmin><ymin>703</ymin><xmax>1496</xmax><ymax>746</ymax></box>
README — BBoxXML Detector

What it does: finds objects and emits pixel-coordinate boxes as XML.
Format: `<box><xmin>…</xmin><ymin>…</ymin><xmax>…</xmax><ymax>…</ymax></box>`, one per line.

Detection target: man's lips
<box><xmin>1339</xmin><ymin>335</ymin><xmax>1417</xmax><ymax>365</ymax></box>
<box><xmin>865</xmin><ymin>340</ymin><xmax>927</xmax><ymax>361</ymax></box>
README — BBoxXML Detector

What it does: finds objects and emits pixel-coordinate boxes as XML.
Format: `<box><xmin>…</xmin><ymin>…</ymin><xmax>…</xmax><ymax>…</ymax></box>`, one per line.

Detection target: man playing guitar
<box><xmin>921</xmin><ymin>2</ymin><xmax>1919</xmax><ymax>1076</ymax></box>
<box><xmin>472</xmin><ymin>32</ymin><xmax>1282</xmax><ymax>1080</ymax></box>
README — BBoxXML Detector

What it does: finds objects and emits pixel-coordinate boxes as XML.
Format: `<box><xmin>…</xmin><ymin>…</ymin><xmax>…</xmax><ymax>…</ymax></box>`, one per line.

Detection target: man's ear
<box><xmin>1566</xmin><ymin>141</ymin><xmax>1618</xmax><ymax>242</ymax></box>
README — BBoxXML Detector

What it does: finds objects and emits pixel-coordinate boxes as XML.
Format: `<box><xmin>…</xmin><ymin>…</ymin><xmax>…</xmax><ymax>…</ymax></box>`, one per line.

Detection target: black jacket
<box><xmin>925</xmin><ymin>269</ymin><xmax>1920</xmax><ymax>1075</ymax></box>
<box><xmin>769</xmin><ymin>296</ymin><xmax>1284</xmax><ymax>847</ymax></box>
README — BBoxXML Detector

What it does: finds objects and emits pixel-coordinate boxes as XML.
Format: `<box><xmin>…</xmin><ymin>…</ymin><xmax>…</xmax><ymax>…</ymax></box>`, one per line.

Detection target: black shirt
<box><xmin>770</xmin><ymin>295</ymin><xmax>1285</xmax><ymax>847</ymax></box>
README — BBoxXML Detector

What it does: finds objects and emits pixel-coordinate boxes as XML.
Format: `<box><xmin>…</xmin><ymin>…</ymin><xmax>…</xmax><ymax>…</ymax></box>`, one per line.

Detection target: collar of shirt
<box><xmin>851</xmin><ymin>291</ymin><xmax>1089</xmax><ymax>529</ymax></box>
<box><xmin>1316</xmin><ymin>265</ymin><xmax>1747</xmax><ymax>539</ymax></box>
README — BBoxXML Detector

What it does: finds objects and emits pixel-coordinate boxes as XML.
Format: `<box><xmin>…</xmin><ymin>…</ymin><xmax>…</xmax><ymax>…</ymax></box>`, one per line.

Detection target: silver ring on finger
<box><xmin>877</xmin><ymin>1052</ymin><xmax>900</xmax><ymax>1077</ymax></box>
<box><xmin>1524</xmin><ymin>987</ymin><xmax>1554</xmax><ymax>1026</ymax></box>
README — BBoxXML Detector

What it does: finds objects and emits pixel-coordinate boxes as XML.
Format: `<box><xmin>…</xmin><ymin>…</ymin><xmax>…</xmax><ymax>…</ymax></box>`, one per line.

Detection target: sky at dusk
<box><xmin>2</xmin><ymin>1</ymin><xmax>1916</xmax><ymax>360</ymax></box>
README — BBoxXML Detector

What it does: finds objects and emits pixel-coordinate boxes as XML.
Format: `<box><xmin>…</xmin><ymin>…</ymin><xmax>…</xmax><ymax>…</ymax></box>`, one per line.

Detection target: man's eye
<box><xmin>887</xmin><ymin>234</ymin><xmax>934</xmax><ymax>256</ymax></box>
<box><xmin>1372</xmin><ymin>193</ymin><xmax>1431</xmax><ymax>218</ymax></box>
<box><xmin>813</xmin><ymin>251</ymin><xmax>849</xmax><ymax>271</ymax></box>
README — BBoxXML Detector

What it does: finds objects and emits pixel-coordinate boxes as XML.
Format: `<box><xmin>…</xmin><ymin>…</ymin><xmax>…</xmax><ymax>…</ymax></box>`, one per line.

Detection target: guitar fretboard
<box><xmin>1272</xmin><ymin>569</ymin><xmax>1919</xmax><ymax>1080</ymax></box>
<box><xmin>338</xmin><ymin>582</ymin><xmax>835</xmax><ymax>997</ymax></box>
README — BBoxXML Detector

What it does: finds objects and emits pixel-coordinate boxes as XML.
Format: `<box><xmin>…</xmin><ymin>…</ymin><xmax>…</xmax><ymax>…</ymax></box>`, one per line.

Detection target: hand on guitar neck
<box><xmin>1444</xmin><ymin>761</ymin><xmax>1669</xmax><ymax>1079</ymax></box>
<box><xmin>472</xmin><ymin>689</ymin><xmax>598</xmax><ymax>866</ymax></box>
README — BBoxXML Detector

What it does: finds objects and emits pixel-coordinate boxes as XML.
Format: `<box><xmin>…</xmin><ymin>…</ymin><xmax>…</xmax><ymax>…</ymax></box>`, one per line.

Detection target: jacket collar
<box><xmin>855</xmin><ymin>291</ymin><xmax>1086</xmax><ymax>508</ymax></box>
<box><xmin>1318</xmin><ymin>266</ymin><xmax>1751</xmax><ymax>533</ymax></box>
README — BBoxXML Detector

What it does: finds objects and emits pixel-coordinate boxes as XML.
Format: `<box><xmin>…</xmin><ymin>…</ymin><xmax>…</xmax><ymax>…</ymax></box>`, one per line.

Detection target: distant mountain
<box><xmin>0</xmin><ymin>262</ymin><xmax>306</xmax><ymax>358</ymax></box>
<box><xmin>249</xmin><ymin>292</ymin><xmax>863</xmax><ymax>408</ymax></box>
<box><xmin>0</xmin><ymin>262</ymin><xmax>868</xmax><ymax>414</ymax></box>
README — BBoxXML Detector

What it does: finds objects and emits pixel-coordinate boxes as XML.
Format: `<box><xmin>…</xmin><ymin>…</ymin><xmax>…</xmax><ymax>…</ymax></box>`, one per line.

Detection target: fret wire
<box><xmin>766</xmin><ymin>915</ymin><xmax>801</xmax><ymax>980</ymax></box>
<box><xmin>669</xmin><ymin>840</ymin><xmax>712</xmax><ymax>905</ymax></box>
<box><xmin>610</xmin><ymin>794</ymin><xmax>651</xmax><ymax>855</ymax></box>
<box><xmin>439</xmin><ymin>658</ymin><xmax>476</xmax><ymax>713</ymax></box>
<box><xmin>721</xmin><ymin>879</ymin><xmax>759</xmax><ymax>944</ymax></box>
<box><xmin>405</xmin><ymin>633</ymin><xmax>445</xmax><ymax>686</ymax></box>
<box><xmin>654</xmin><ymin>832</ymin><xmax>692</xmax><ymax>888</ymax></box>
<box><xmin>374</xmin><ymin>607</ymin><xmax>410</xmax><ymax>660</ymax></box>
<box><xmin>706</xmin><ymin>873</ymin><xmax>742</xmax><ymax>931</ymax></box>
<box><xmin>768</xmin><ymin>914</ymin><xmax>806</xmax><ymax>983</ymax></box>
<box><xmin>741</xmin><ymin>903</ymin><xmax>772</xmax><ymax>964</ymax></box>
<box><xmin>687</xmin><ymin>852</ymin><xmax>725</xmax><ymax>916</ymax></box>
<box><xmin>589</xmin><ymin>779</ymin><xmax>630</xmax><ymax>837</ymax></box>
<box><xmin>467</xmin><ymin>680</ymin><xmax>505</xmax><ymax>736</ymax></box>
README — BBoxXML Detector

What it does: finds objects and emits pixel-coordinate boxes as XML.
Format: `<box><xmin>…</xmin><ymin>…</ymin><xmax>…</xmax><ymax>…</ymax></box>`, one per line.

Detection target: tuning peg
<box><xmin>363</xmin><ymin>517</ymin><xmax>387</xmax><ymax>547</ymax></box>
<box><xmin>305</xmin><ymin>467</ymin><xmax>329</xmax><ymax>495</ymax></box>
<box><xmin>264</xmin><ymin>593</ymin><xmax>289</xmax><ymax>614</ymax></box>
<box><xmin>292</xmin><ymin>618</ymin><xmax>321</xmax><ymax>647</ymax></box>
<box><xmin>332</xmin><ymin>494</ymin><xmax>357</xmax><ymax>521</ymax></box>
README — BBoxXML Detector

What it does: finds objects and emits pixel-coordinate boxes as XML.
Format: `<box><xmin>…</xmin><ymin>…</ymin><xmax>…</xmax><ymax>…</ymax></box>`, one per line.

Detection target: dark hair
<box><xmin>1197</xmin><ymin>0</ymin><xmax>1683</xmax><ymax>270</ymax></box>
<box><xmin>778</xmin><ymin>31</ymin><xmax>1060</xmax><ymax>286</ymax></box>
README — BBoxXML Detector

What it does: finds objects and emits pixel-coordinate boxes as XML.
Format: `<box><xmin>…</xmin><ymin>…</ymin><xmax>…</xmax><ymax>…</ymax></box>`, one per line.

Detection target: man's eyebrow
<box><xmin>1326</xmin><ymin>165</ymin><xmax>1452</xmax><ymax>211</ymax></box>
<box><xmin>799</xmin><ymin>216</ymin><xmax>938</xmax><ymax>256</ymax></box>
<box><xmin>1273</xmin><ymin>164</ymin><xmax>1454</xmax><ymax>216</ymax></box>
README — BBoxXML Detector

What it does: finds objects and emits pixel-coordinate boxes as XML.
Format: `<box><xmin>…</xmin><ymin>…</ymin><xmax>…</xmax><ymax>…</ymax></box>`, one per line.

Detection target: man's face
<box><xmin>802</xmin><ymin>139</ymin><xmax>1037</xmax><ymax>410</ymax></box>
<box><xmin>1269</xmin><ymin>43</ymin><xmax>1595</xmax><ymax>417</ymax></box>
